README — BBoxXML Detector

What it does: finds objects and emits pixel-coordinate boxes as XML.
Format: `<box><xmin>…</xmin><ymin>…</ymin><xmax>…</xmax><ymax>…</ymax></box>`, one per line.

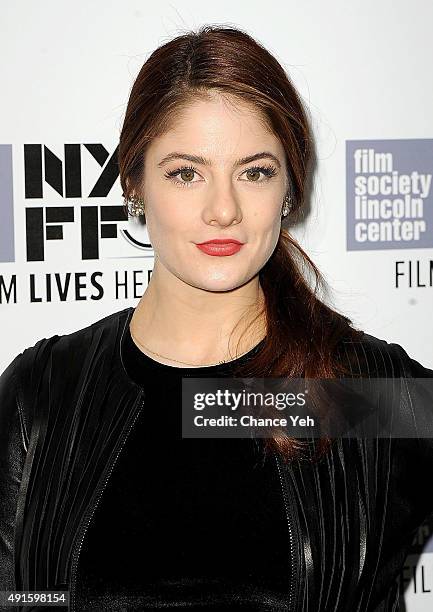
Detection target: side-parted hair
<box><xmin>118</xmin><ymin>24</ymin><xmax>364</xmax><ymax>462</ymax></box>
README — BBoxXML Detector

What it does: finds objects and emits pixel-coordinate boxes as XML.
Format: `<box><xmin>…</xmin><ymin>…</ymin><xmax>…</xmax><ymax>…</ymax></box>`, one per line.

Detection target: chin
<box><xmin>195</xmin><ymin>273</ymin><xmax>252</xmax><ymax>293</ymax></box>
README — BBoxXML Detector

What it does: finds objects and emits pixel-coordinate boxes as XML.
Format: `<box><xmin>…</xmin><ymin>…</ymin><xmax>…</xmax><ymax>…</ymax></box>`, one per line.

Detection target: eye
<box><xmin>240</xmin><ymin>165</ymin><xmax>278</xmax><ymax>183</ymax></box>
<box><xmin>163</xmin><ymin>163</ymin><xmax>278</xmax><ymax>188</ymax></box>
<box><xmin>163</xmin><ymin>165</ymin><xmax>202</xmax><ymax>188</ymax></box>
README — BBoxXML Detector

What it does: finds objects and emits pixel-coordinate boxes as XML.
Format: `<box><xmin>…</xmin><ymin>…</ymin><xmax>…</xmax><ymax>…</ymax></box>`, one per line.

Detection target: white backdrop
<box><xmin>1</xmin><ymin>1</ymin><xmax>432</xmax><ymax>608</ymax></box>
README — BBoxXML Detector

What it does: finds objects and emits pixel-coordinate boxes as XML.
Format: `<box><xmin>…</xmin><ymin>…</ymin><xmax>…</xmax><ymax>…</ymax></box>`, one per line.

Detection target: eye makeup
<box><xmin>163</xmin><ymin>164</ymin><xmax>278</xmax><ymax>188</ymax></box>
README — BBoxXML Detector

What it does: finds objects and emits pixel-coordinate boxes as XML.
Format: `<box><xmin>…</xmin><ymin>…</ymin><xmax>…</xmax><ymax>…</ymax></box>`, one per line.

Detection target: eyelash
<box><xmin>163</xmin><ymin>164</ymin><xmax>278</xmax><ymax>188</ymax></box>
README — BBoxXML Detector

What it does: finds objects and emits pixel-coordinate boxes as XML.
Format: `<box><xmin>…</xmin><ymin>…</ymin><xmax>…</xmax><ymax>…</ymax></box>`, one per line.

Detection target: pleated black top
<box><xmin>75</xmin><ymin>324</ymin><xmax>290</xmax><ymax>611</ymax></box>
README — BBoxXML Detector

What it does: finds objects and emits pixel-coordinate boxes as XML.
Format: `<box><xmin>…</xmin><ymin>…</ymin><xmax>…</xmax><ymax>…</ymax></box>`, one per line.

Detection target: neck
<box><xmin>130</xmin><ymin>261</ymin><xmax>267</xmax><ymax>365</ymax></box>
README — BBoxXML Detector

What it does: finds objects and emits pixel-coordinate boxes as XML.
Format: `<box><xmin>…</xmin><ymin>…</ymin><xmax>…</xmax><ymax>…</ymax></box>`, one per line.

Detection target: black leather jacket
<box><xmin>1</xmin><ymin>306</ymin><xmax>433</xmax><ymax>611</ymax></box>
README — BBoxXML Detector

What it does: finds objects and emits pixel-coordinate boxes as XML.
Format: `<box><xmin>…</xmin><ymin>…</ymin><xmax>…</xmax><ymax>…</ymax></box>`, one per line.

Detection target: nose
<box><xmin>203</xmin><ymin>186</ymin><xmax>243</xmax><ymax>227</ymax></box>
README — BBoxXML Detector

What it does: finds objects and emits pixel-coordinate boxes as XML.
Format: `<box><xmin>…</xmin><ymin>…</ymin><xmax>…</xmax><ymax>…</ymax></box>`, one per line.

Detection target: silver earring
<box><xmin>124</xmin><ymin>194</ymin><xmax>145</xmax><ymax>216</ymax></box>
<box><xmin>281</xmin><ymin>194</ymin><xmax>292</xmax><ymax>217</ymax></box>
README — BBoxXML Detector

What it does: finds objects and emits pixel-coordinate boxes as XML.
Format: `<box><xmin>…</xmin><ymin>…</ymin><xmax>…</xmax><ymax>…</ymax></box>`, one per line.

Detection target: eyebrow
<box><xmin>157</xmin><ymin>151</ymin><xmax>281</xmax><ymax>169</ymax></box>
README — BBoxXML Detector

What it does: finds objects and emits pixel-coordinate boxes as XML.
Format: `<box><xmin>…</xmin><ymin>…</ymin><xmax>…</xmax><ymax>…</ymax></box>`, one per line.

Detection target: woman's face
<box><xmin>141</xmin><ymin>91</ymin><xmax>289</xmax><ymax>292</ymax></box>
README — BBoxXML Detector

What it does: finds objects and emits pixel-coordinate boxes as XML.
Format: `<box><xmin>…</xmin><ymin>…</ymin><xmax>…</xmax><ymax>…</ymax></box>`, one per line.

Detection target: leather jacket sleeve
<box><xmin>0</xmin><ymin>350</ymin><xmax>27</xmax><ymax>593</ymax></box>
<box><xmin>370</xmin><ymin>341</ymin><xmax>433</xmax><ymax>611</ymax></box>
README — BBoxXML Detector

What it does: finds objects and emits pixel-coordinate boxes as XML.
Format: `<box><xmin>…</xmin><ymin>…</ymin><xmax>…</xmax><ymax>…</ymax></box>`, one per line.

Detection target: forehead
<box><xmin>147</xmin><ymin>93</ymin><xmax>284</xmax><ymax>163</ymax></box>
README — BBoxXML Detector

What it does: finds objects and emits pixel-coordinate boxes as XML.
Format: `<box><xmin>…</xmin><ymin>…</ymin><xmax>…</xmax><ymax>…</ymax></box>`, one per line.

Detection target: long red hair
<box><xmin>118</xmin><ymin>25</ymin><xmax>364</xmax><ymax>462</ymax></box>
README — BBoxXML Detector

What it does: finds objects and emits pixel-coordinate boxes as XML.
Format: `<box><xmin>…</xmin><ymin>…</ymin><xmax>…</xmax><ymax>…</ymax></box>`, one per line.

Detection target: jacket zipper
<box><xmin>69</xmin><ymin>390</ymin><xmax>146</xmax><ymax>611</ymax></box>
<box><xmin>275</xmin><ymin>454</ymin><xmax>297</xmax><ymax>611</ymax></box>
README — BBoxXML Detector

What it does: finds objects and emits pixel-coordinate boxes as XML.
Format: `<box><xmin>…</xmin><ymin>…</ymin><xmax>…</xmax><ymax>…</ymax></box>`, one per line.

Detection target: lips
<box><xmin>196</xmin><ymin>239</ymin><xmax>243</xmax><ymax>245</ymax></box>
<box><xmin>195</xmin><ymin>240</ymin><xmax>244</xmax><ymax>257</ymax></box>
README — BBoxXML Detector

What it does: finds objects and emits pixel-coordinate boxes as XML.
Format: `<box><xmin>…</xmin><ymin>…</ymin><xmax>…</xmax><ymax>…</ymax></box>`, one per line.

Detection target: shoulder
<box><xmin>13</xmin><ymin>305</ymin><xmax>132</xmax><ymax>381</ymax></box>
<box><xmin>0</xmin><ymin>307</ymin><xmax>132</xmax><ymax>441</ymax></box>
<box><xmin>339</xmin><ymin>332</ymin><xmax>433</xmax><ymax>527</ymax></box>
<box><xmin>16</xmin><ymin>306</ymin><xmax>131</xmax><ymax>367</ymax></box>
<box><xmin>338</xmin><ymin>330</ymin><xmax>433</xmax><ymax>378</ymax></box>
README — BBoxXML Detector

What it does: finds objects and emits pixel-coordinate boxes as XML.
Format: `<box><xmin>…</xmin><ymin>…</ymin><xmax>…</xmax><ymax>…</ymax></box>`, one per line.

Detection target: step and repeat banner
<box><xmin>1</xmin><ymin>1</ymin><xmax>432</xmax><ymax>609</ymax></box>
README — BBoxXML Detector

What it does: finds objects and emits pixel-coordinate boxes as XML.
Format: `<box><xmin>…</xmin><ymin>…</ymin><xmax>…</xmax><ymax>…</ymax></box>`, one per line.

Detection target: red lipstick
<box><xmin>195</xmin><ymin>239</ymin><xmax>244</xmax><ymax>257</ymax></box>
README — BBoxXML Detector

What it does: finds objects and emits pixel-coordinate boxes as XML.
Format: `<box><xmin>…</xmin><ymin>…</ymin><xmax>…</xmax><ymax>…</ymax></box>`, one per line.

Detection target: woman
<box><xmin>1</xmin><ymin>24</ymin><xmax>432</xmax><ymax>612</ymax></box>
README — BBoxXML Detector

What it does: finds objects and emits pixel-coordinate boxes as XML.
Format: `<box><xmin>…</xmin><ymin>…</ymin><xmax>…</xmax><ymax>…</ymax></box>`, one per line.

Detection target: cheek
<box><xmin>253</xmin><ymin>213</ymin><xmax>281</xmax><ymax>244</ymax></box>
<box><xmin>146</xmin><ymin>201</ymin><xmax>194</xmax><ymax>254</ymax></box>
<box><xmin>146</xmin><ymin>196</ymin><xmax>180</xmax><ymax>230</ymax></box>
<box><xmin>252</xmin><ymin>221</ymin><xmax>282</xmax><ymax>264</ymax></box>
<box><xmin>263</xmin><ymin>226</ymin><xmax>281</xmax><ymax>255</ymax></box>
